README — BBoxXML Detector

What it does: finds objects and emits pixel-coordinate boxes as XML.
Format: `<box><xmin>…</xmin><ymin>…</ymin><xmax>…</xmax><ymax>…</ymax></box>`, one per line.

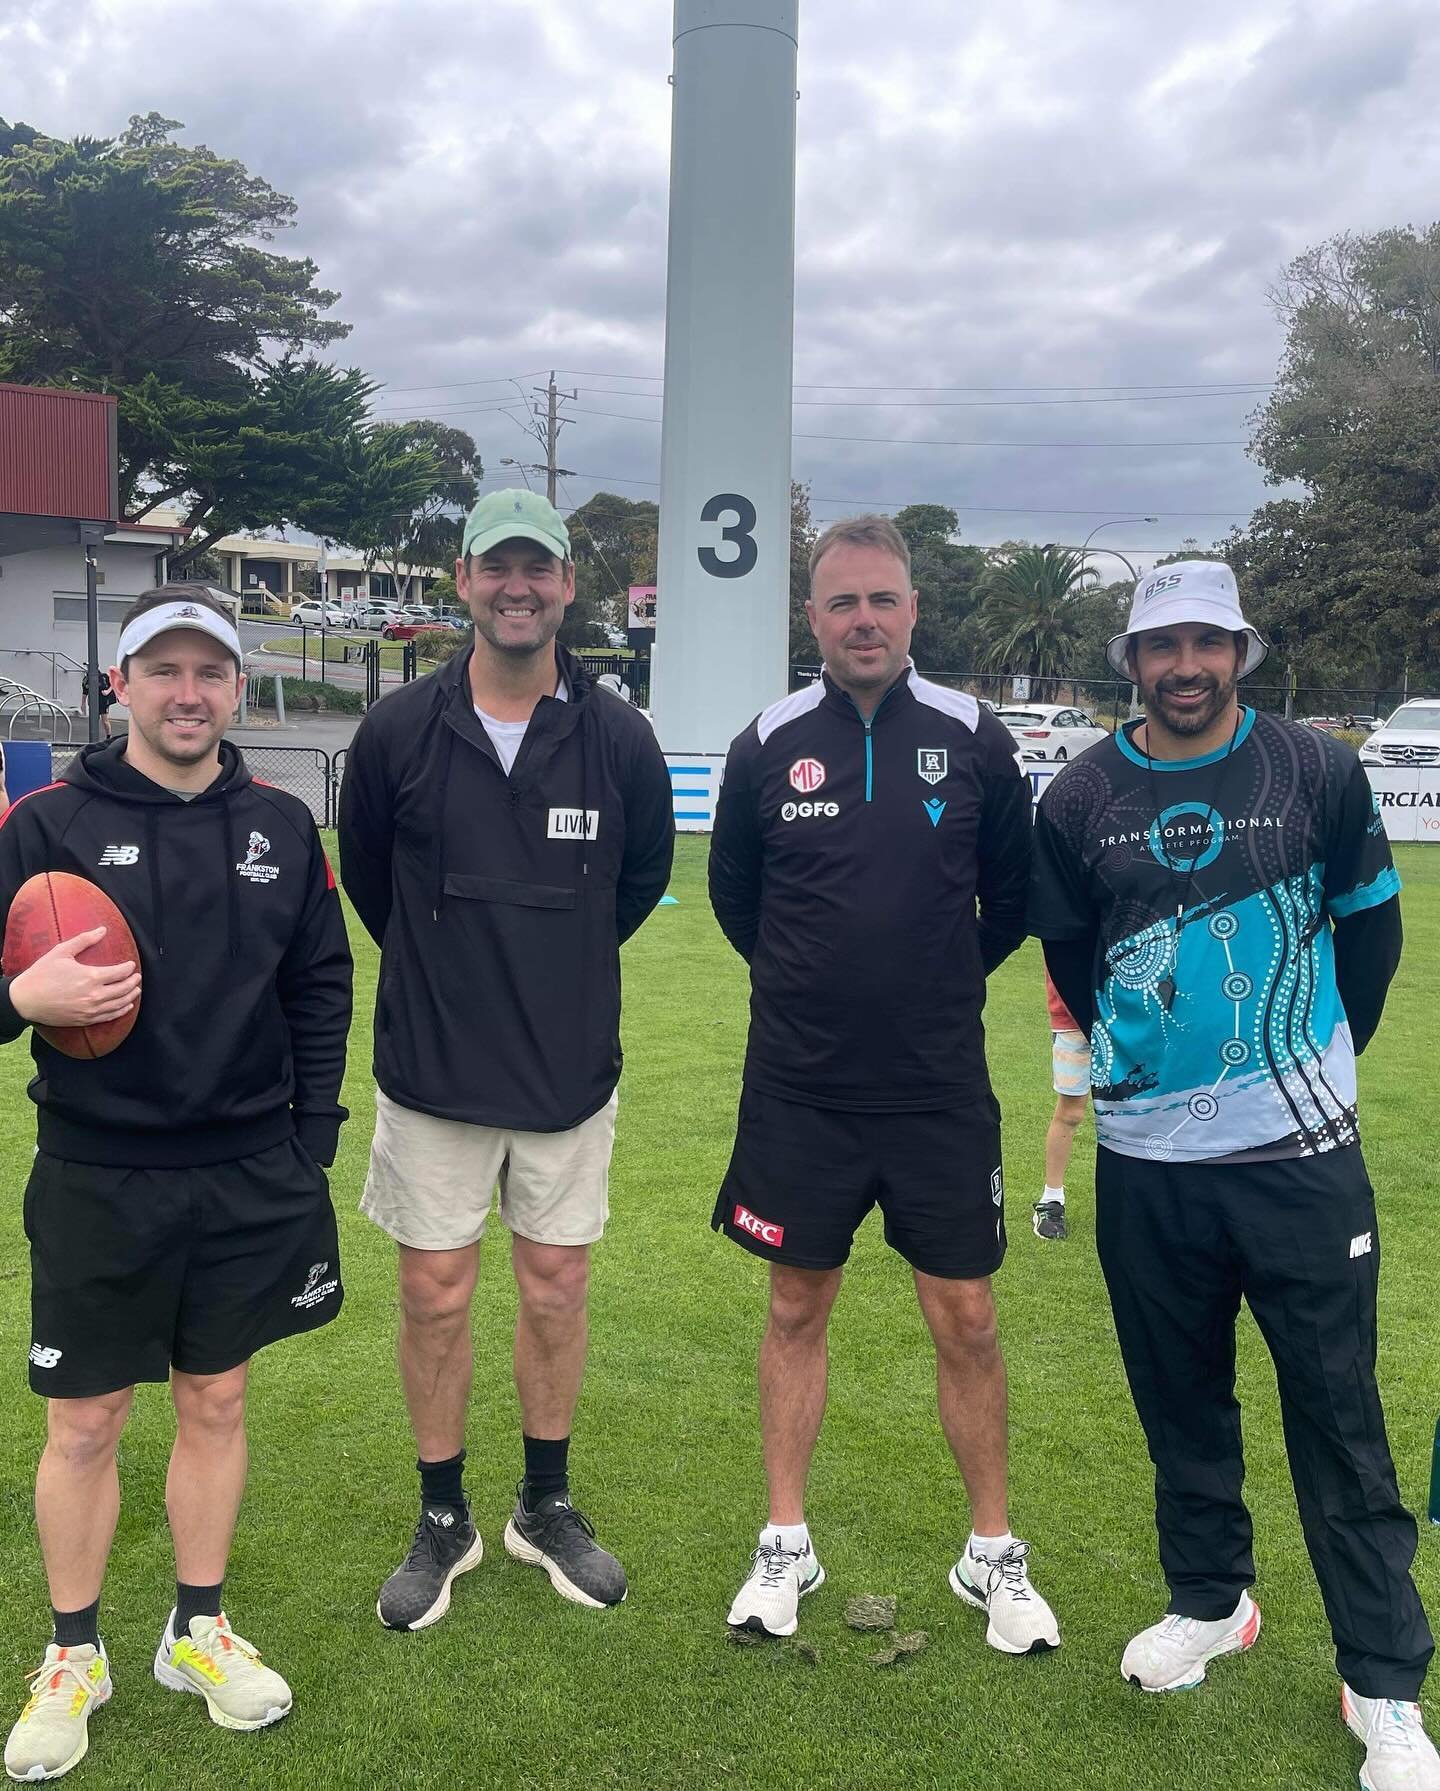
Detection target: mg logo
<box><xmin>788</xmin><ymin>758</ymin><xmax>826</xmax><ymax>793</ymax></box>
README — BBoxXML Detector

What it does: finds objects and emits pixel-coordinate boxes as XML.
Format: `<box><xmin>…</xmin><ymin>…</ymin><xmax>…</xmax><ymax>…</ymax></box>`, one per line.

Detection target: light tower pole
<box><xmin>651</xmin><ymin>0</ymin><xmax>800</xmax><ymax>754</ymax></box>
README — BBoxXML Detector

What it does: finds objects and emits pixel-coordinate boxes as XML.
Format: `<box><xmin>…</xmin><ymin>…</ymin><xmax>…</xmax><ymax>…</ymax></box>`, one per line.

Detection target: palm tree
<box><xmin>977</xmin><ymin>546</ymin><xmax>1096</xmax><ymax>691</ymax></box>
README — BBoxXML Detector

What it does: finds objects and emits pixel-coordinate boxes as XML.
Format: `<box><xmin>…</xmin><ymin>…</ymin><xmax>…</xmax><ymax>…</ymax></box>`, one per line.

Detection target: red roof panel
<box><xmin>0</xmin><ymin>384</ymin><xmax>119</xmax><ymax>524</ymax></box>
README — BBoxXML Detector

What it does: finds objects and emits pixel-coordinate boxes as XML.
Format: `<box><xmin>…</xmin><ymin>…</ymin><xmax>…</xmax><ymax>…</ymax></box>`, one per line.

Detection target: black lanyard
<box><xmin>1143</xmin><ymin>706</ymin><xmax>1244</xmax><ymax>930</ymax></box>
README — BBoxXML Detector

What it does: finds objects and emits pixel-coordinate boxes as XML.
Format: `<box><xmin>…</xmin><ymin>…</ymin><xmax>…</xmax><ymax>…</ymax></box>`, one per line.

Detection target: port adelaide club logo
<box><xmin>917</xmin><ymin>748</ymin><xmax>947</xmax><ymax>785</ymax></box>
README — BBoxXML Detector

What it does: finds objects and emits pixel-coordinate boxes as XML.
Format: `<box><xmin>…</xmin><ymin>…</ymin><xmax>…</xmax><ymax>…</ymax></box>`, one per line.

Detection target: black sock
<box><xmin>52</xmin><ymin>1599</ymin><xmax>100</xmax><ymax>1650</ymax></box>
<box><xmin>174</xmin><ymin>1581</ymin><xmax>223</xmax><ymax>1637</ymax></box>
<box><xmin>522</xmin><ymin>1435</ymin><xmax>570</xmax><ymax>1507</ymax></box>
<box><xmin>418</xmin><ymin>1449</ymin><xmax>467</xmax><ymax>1512</ymax></box>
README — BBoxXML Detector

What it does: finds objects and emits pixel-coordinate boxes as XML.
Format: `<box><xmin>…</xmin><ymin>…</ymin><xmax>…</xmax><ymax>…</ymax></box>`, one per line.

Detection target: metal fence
<box><xmin>48</xmin><ymin>742</ymin><xmax>343</xmax><ymax>827</ymax></box>
<box><xmin>789</xmin><ymin>664</ymin><xmax>1435</xmax><ymax>729</ymax></box>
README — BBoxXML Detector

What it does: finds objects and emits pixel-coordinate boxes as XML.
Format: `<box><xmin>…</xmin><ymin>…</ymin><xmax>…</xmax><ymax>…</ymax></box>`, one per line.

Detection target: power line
<box><xmin>552</xmin><ymin>368</ymin><xmax>1276</xmax><ymax>394</ymax></box>
<box><xmin>543</xmin><ymin>466</ymin><xmax>1251</xmax><ymax>520</ymax></box>
<box><xmin>575</xmin><ymin>387</ymin><xmax>1269</xmax><ymax>409</ymax></box>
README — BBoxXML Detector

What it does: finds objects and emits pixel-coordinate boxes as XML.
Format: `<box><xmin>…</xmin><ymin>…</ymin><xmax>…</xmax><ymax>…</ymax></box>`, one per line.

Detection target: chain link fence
<box><xmin>45</xmin><ymin>742</ymin><xmax>340</xmax><ymax>825</ymax></box>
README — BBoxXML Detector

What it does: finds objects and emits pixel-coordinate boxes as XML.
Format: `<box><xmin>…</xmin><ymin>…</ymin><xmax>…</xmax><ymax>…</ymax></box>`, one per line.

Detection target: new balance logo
<box><xmin>98</xmin><ymin>844</ymin><xmax>139</xmax><ymax>866</ymax></box>
<box><xmin>28</xmin><ymin>1344</ymin><xmax>62</xmax><ymax>1369</ymax></box>
<box><xmin>1349</xmin><ymin>1232</ymin><xmax>1373</xmax><ymax>1259</ymax></box>
<box><xmin>734</xmin><ymin>1205</ymin><xmax>784</xmax><ymax>1247</ymax></box>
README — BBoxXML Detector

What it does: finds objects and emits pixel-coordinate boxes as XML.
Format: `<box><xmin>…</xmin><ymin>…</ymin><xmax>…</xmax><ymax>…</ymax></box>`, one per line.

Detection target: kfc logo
<box><xmin>789</xmin><ymin>758</ymin><xmax>826</xmax><ymax>793</ymax></box>
<box><xmin>734</xmin><ymin>1204</ymin><xmax>785</xmax><ymax>1247</ymax></box>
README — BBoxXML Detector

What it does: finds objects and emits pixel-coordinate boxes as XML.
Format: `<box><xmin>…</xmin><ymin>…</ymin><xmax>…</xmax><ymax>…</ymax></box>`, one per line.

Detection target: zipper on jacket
<box><xmin>846</xmin><ymin>680</ymin><xmax>902</xmax><ymax>804</ymax></box>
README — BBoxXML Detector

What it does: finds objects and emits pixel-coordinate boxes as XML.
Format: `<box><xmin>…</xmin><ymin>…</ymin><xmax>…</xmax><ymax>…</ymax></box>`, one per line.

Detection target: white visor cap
<box><xmin>1105</xmin><ymin>560</ymin><xmax>1268</xmax><ymax>678</ymax></box>
<box><xmin>117</xmin><ymin>599</ymin><xmax>243</xmax><ymax>669</ymax></box>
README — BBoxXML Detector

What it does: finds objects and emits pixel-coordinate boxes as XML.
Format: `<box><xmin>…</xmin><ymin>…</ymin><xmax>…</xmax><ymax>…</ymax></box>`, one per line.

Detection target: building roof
<box><xmin>0</xmin><ymin>383</ymin><xmax>119</xmax><ymax>555</ymax></box>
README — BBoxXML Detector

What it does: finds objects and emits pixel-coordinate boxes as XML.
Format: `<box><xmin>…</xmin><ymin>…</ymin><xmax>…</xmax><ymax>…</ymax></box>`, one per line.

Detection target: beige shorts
<box><xmin>1052</xmin><ymin>1029</ymin><xmax>1091</xmax><ymax>1101</ymax></box>
<box><xmin>360</xmin><ymin>1087</ymin><xmax>618</xmax><ymax>1252</ymax></box>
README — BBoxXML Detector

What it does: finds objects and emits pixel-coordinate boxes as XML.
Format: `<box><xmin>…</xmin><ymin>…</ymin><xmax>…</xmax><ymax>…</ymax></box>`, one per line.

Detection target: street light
<box><xmin>1076</xmin><ymin>517</ymin><xmax>1158</xmax><ymax>585</ymax></box>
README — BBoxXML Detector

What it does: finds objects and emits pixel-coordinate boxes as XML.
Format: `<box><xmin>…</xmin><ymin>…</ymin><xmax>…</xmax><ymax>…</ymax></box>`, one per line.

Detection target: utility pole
<box><xmin>531</xmin><ymin>371</ymin><xmax>577</xmax><ymax>504</ymax></box>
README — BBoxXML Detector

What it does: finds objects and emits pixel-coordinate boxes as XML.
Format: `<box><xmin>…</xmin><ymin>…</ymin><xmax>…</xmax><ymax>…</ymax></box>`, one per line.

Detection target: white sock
<box><xmin>1042</xmin><ymin>1185</ymin><xmax>1066</xmax><ymax>1205</ymax></box>
<box><xmin>763</xmin><ymin>1521</ymin><xmax>810</xmax><ymax>1554</ymax></box>
<box><xmin>969</xmin><ymin>1529</ymin><xmax>1015</xmax><ymax>1561</ymax></box>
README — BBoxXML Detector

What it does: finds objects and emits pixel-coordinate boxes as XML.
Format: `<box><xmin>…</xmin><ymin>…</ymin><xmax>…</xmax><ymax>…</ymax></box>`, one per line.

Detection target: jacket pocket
<box><xmin>442</xmin><ymin>873</ymin><xmax>576</xmax><ymax>911</ymax></box>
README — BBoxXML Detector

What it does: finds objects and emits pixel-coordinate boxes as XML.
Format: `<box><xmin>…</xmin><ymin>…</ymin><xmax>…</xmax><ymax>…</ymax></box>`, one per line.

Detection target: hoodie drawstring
<box><xmin>223</xmin><ymin>806</ymin><xmax>241</xmax><ymax>958</ymax></box>
<box><xmin>145</xmin><ymin>810</ymin><xmax>164</xmax><ymax>955</ymax></box>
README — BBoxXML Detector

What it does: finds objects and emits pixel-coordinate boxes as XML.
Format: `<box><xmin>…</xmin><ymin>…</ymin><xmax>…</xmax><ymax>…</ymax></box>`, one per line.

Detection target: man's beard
<box><xmin>1143</xmin><ymin>669</ymin><xmax>1238</xmax><ymax>737</ymax></box>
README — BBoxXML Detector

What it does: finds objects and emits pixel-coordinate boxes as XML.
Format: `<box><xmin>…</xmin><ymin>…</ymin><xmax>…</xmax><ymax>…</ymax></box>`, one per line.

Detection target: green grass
<box><xmin>0</xmin><ymin>842</ymin><xmax>1437</xmax><ymax>1789</ymax></box>
<box><xmin>263</xmin><ymin>634</ymin><xmax>407</xmax><ymax>669</ymax></box>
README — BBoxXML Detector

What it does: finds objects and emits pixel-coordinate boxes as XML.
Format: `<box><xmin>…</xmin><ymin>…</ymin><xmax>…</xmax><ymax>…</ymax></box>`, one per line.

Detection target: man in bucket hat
<box><xmin>1030</xmin><ymin>561</ymin><xmax>1435</xmax><ymax>1789</ymax></box>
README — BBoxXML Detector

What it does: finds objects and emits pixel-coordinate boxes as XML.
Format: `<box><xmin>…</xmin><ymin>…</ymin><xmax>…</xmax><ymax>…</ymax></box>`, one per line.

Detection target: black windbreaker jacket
<box><xmin>0</xmin><ymin>739</ymin><xmax>353</xmax><ymax>1167</ymax></box>
<box><xmin>337</xmin><ymin>643</ymin><xmax>674</xmax><ymax>1132</ymax></box>
<box><xmin>709</xmin><ymin>666</ymin><xmax>1032</xmax><ymax>1111</ymax></box>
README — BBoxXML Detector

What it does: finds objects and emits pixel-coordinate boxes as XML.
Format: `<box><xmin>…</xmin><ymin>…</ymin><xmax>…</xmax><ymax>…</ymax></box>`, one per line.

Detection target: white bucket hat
<box><xmin>1105</xmin><ymin>560</ymin><xmax>1268</xmax><ymax>678</ymax></box>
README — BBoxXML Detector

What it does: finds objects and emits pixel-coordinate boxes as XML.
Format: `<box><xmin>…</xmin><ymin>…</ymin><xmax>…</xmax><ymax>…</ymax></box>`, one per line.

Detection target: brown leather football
<box><xmin>2</xmin><ymin>871</ymin><xmax>141</xmax><ymax>1058</ymax></box>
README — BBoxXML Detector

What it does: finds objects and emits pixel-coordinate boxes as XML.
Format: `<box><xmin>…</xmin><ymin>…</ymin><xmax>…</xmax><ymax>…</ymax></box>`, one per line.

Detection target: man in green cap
<box><xmin>339</xmin><ymin>490</ymin><xmax>674</xmax><ymax>1628</ymax></box>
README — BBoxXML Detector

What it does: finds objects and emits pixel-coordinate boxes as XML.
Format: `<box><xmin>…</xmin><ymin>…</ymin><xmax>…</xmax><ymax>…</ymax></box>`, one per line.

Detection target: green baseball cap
<box><xmin>461</xmin><ymin>488</ymin><xmax>571</xmax><ymax>562</ymax></box>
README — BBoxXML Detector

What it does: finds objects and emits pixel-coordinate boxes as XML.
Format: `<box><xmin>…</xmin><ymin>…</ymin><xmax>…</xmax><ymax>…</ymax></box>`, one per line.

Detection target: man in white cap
<box><xmin>1030</xmin><ymin>562</ymin><xmax>1435</xmax><ymax>1790</ymax></box>
<box><xmin>1</xmin><ymin>585</ymin><xmax>352</xmax><ymax>1779</ymax></box>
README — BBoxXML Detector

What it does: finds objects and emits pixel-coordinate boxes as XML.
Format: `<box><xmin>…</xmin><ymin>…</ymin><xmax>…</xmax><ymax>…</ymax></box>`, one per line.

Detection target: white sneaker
<box><xmin>153</xmin><ymin>1612</ymin><xmax>291</xmax><ymax>1731</ymax></box>
<box><xmin>4</xmin><ymin>1642</ymin><xmax>111</xmax><ymax>1783</ymax></box>
<box><xmin>1121</xmin><ymin>1591</ymin><xmax>1261</xmax><ymax>1691</ymax></box>
<box><xmin>949</xmin><ymin>1539</ymin><xmax>1060</xmax><ymax>1654</ymax></box>
<box><xmin>726</xmin><ymin>1535</ymin><xmax>825</xmax><ymax>1637</ymax></box>
<box><xmin>1342</xmin><ymin>1685</ymin><xmax>1440</xmax><ymax>1791</ymax></box>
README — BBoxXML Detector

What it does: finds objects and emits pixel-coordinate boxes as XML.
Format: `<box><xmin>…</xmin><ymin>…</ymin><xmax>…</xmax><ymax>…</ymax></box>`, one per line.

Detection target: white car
<box><xmin>355</xmin><ymin>603</ymin><xmax>405</xmax><ymax>630</ymax></box>
<box><xmin>290</xmin><ymin>600</ymin><xmax>353</xmax><ymax>629</ymax></box>
<box><xmin>1359</xmin><ymin>700</ymin><xmax>1440</xmax><ymax>769</ymax></box>
<box><xmin>994</xmin><ymin>704</ymin><xmax>1109</xmax><ymax>762</ymax></box>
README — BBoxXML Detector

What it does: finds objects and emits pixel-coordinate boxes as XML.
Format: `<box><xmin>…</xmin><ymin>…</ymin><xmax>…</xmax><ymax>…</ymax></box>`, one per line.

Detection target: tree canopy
<box><xmin>1233</xmin><ymin>224</ymin><xmax>1440</xmax><ymax>685</ymax></box>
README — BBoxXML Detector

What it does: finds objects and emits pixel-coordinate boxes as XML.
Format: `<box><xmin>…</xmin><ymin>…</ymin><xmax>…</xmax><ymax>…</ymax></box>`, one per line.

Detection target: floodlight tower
<box><xmin>650</xmin><ymin>0</ymin><xmax>799</xmax><ymax>754</ymax></box>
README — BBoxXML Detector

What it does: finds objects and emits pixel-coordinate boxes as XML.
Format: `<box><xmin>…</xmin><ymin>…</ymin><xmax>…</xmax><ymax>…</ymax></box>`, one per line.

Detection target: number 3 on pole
<box><xmin>697</xmin><ymin>493</ymin><xmax>758</xmax><ymax>578</ymax></box>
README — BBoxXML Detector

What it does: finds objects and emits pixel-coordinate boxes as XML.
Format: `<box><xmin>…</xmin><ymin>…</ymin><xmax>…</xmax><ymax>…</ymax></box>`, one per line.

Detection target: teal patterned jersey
<box><xmin>1029</xmin><ymin>709</ymin><xmax>1399</xmax><ymax>1163</ymax></box>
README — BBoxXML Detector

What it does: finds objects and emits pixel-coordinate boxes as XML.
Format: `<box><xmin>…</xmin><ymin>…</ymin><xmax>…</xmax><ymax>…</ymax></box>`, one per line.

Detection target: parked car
<box><xmin>1358</xmin><ymin>700</ymin><xmax>1440</xmax><ymax>769</ymax></box>
<box><xmin>994</xmin><ymin>704</ymin><xmax>1109</xmax><ymax>761</ymax></box>
<box><xmin>380</xmin><ymin>619</ymin><xmax>453</xmax><ymax>642</ymax></box>
<box><xmin>400</xmin><ymin>605</ymin><xmax>437</xmax><ymax>622</ymax></box>
<box><xmin>355</xmin><ymin>602</ymin><xmax>405</xmax><ymax>630</ymax></box>
<box><xmin>1299</xmin><ymin>715</ymin><xmax>1344</xmax><ymax>733</ymax></box>
<box><xmin>290</xmin><ymin>600</ymin><xmax>353</xmax><ymax>629</ymax></box>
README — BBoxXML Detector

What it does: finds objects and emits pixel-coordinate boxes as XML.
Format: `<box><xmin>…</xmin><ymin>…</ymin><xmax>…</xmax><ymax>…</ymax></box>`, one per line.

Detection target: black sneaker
<box><xmin>1032</xmin><ymin>1200</ymin><xmax>1069</xmax><ymax>1241</ymax></box>
<box><xmin>377</xmin><ymin>1505</ymin><xmax>483</xmax><ymax>1630</ymax></box>
<box><xmin>503</xmin><ymin>1485</ymin><xmax>627</xmax><ymax>1608</ymax></box>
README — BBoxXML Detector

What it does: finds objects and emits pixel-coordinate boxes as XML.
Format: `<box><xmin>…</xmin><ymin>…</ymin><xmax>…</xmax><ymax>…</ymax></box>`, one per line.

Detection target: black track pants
<box><xmin>1096</xmin><ymin>1143</ymin><xmax>1433</xmax><ymax>1699</ymax></box>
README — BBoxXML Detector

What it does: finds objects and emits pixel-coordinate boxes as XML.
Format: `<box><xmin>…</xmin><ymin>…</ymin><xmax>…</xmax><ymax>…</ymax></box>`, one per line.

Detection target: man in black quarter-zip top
<box><xmin>709</xmin><ymin>513</ymin><xmax>1059</xmax><ymax>1655</ymax></box>
<box><xmin>339</xmin><ymin>490</ymin><xmax>673</xmax><ymax>1629</ymax></box>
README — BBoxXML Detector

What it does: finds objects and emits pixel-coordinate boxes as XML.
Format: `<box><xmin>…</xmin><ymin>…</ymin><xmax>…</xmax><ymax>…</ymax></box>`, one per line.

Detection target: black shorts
<box><xmin>24</xmin><ymin>1138</ymin><xmax>343</xmax><ymax>1398</ymax></box>
<box><xmin>712</xmin><ymin>1086</ymin><xmax>1006</xmax><ymax>1279</ymax></box>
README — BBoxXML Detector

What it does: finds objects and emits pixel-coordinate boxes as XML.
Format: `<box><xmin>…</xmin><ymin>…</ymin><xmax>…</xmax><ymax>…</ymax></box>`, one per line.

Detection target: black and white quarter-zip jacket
<box><xmin>709</xmin><ymin>667</ymin><xmax>1032</xmax><ymax>1112</ymax></box>
<box><xmin>337</xmin><ymin>643</ymin><xmax>675</xmax><ymax>1133</ymax></box>
<box><xmin>0</xmin><ymin>739</ymin><xmax>353</xmax><ymax>1168</ymax></box>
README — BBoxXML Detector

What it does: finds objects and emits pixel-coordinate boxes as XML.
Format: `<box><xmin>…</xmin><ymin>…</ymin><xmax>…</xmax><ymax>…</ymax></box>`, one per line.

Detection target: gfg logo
<box><xmin>734</xmin><ymin>1205</ymin><xmax>785</xmax><ymax>1247</ymax></box>
<box><xmin>781</xmin><ymin>799</ymin><xmax>840</xmax><ymax>822</ymax></box>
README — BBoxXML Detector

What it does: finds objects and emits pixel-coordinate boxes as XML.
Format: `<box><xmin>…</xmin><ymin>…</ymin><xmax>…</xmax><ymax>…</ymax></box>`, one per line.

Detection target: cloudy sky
<box><xmin>3</xmin><ymin>0</ymin><xmax>1436</xmax><ymax>571</ymax></box>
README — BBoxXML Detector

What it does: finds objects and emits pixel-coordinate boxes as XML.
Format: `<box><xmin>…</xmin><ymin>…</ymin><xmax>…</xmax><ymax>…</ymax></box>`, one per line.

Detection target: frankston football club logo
<box><xmin>789</xmin><ymin>758</ymin><xmax>826</xmax><ymax>794</ymax></box>
<box><xmin>236</xmin><ymin>830</ymin><xmax>280</xmax><ymax>884</ymax></box>
<box><xmin>291</xmin><ymin>1260</ymin><xmax>339</xmax><ymax>1310</ymax></box>
<box><xmin>917</xmin><ymin>748</ymin><xmax>947</xmax><ymax>785</ymax></box>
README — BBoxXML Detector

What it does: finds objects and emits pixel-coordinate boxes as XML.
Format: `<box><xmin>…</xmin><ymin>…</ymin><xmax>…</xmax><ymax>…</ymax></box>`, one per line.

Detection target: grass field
<box><xmin>0</xmin><ymin>840</ymin><xmax>1436</xmax><ymax>1790</ymax></box>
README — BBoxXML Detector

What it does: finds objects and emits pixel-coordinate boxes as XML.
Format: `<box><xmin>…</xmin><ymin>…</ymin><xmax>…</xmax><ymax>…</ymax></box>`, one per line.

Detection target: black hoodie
<box><xmin>338</xmin><ymin>642</ymin><xmax>674</xmax><ymax>1132</ymax></box>
<box><xmin>0</xmin><ymin>739</ymin><xmax>353</xmax><ymax>1168</ymax></box>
